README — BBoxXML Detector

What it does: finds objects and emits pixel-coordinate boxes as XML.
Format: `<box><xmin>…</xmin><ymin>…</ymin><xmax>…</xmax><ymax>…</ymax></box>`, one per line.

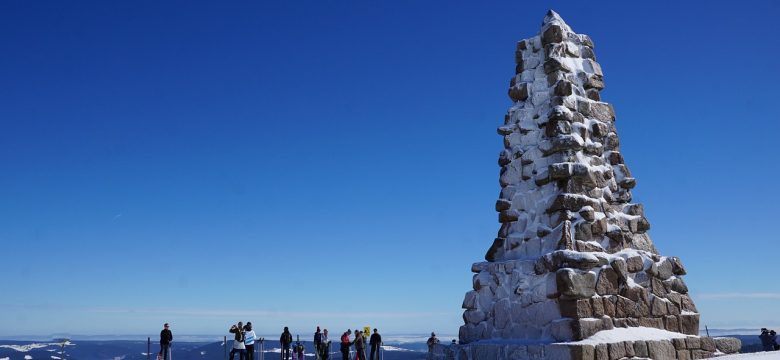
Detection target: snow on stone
<box><xmin>51</xmin><ymin>356</ymin><xmax>61</xmax><ymax>360</ymax></box>
<box><xmin>0</xmin><ymin>357</ymin><xmax>9</xmax><ymax>360</ymax></box>
<box><xmin>25</xmin><ymin>356</ymin><xmax>33</xmax><ymax>360</ymax></box>
<box><xmin>565</xmin><ymin>326</ymin><xmax>689</xmax><ymax>345</ymax></box>
<box><xmin>715</xmin><ymin>352</ymin><xmax>780</xmax><ymax>360</ymax></box>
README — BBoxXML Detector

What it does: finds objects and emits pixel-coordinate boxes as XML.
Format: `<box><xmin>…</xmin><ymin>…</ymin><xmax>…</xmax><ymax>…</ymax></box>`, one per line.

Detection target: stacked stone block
<box><xmin>439</xmin><ymin>336</ymin><xmax>741</xmax><ymax>360</ymax></box>
<box><xmin>459</xmin><ymin>10</ymin><xmax>712</xmax><ymax>347</ymax></box>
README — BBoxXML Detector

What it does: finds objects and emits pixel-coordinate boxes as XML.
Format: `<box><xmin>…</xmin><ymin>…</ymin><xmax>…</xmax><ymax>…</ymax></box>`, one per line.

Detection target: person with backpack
<box><xmin>313</xmin><ymin>327</ymin><xmax>322</xmax><ymax>360</ymax></box>
<box><xmin>368</xmin><ymin>329</ymin><xmax>381</xmax><ymax>360</ymax></box>
<box><xmin>244</xmin><ymin>322</ymin><xmax>257</xmax><ymax>360</ymax></box>
<box><xmin>426</xmin><ymin>332</ymin><xmax>439</xmax><ymax>360</ymax></box>
<box><xmin>159</xmin><ymin>323</ymin><xmax>173</xmax><ymax>360</ymax></box>
<box><xmin>229</xmin><ymin>322</ymin><xmax>246</xmax><ymax>360</ymax></box>
<box><xmin>339</xmin><ymin>330</ymin><xmax>352</xmax><ymax>360</ymax></box>
<box><xmin>227</xmin><ymin>322</ymin><xmax>246</xmax><ymax>360</ymax></box>
<box><xmin>280</xmin><ymin>327</ymin><xmax>293</xmax><ymax>360</ymax></box>
<box><xmin>771</xmin><ymin>330</ymin><xmax>779</xmax><ymax>351</ymax></box>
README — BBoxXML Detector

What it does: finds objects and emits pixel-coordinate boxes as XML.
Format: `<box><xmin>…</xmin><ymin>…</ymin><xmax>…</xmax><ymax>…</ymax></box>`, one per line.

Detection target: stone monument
<box><xmin>449</xmin><ymin>10</ymin><xmax>741</xmax><ymax>360</ymax></box>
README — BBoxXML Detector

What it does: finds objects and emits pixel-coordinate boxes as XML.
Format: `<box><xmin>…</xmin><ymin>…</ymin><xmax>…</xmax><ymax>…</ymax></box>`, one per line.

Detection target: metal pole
<box><xmin>147</xmin><ymin>338</ymin><xmax>150</xmax><ymax>360</ymax></box>
<box><xmin>224</xmin><ymin>336</ymin><xmax>228</xmax><ymax>360</ymax></box>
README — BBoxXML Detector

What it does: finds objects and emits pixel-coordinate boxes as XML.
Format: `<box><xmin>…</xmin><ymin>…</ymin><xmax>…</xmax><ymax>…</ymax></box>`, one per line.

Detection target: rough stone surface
<box><xmin>633</xmin><ymin>340</ymin><xmax>648</xmax><ymax>358</ymax></box>
<box><xmin>595</xmin><ymin>267</ymin><xmax>619</xmax><ymax>295</ymax></box>
<box><xmin>647</xmin><ymin>340</ymin><xmax>676</xmax><ymax>360</ymax></box>
<box><xmin>626</xmin><ymin>256</ymin><xmax>644</xmax><ymax>272</ymax></box>
<box><xmin>458</xmin><ymin>9</ymin><xmax>705</xmax><ymax>348</ymax></box>
<box><xmin>595</xmin><ymin>344</ymin><xmax>608</xmax><ymax>360</ymax></box>
<box><xmin>679</xmin><ymin>314</ymin><xmax>700</xmax><ymax>336</ymax></box>
<box><xmin>557</xmin><ymin>269</ymin><xmax>597</xmax><ymax>299</ymax></box>
<box><xmin>713</xmin><ymin>337</ymin><xmax>741</xmax><ymax>354</ymax></box>
<box><xmin>700</xmin><ymin>337</ymin><xmax>716</xmax><ymax>352</ymax></box>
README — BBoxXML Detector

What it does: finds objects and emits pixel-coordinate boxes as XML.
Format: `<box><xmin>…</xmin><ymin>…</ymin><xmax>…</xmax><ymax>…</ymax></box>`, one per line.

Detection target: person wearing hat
<box><xmin>159</xmin><ymin>323</ymin><xmax>173</xmax><ymax>360</ymax></box>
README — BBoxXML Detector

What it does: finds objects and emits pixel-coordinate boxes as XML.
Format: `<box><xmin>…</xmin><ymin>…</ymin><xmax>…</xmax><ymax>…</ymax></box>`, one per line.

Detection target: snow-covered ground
<box><xmin>717</xmin><ymin>352</ymin><xmax>780</xmax><ymax>359</ymax></box>
<box><xmin>0</xmin><ymin>345</ymin><xmax>50</xmax><ymax>353</ymax></box>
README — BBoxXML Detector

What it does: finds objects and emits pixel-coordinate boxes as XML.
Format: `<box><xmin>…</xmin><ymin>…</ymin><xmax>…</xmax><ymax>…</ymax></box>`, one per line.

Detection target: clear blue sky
<box><xmin>1</xmin><ymin>0</ymin><xmax>778</xmax><ymax>338</ymax></box>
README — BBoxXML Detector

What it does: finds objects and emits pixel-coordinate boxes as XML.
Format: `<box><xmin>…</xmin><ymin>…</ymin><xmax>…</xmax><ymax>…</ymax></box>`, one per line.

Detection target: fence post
<box><xmin>224</xmin><ymin>336</ymin><xmax>227</xmax><ymax>360</ymax></box>
<box><xmin>147</xmin><ymin>337</ymin><xmax>150</xmax><ymax>360</ymax></box>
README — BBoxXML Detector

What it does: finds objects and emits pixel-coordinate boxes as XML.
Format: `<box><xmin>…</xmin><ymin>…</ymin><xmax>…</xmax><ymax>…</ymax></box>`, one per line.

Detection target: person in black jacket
<box><xmin>159</xmin><ymin>323</ymin><xmax>173</xmax><ymax>360</ymax></box>
<box><xmin>368</xmin><ymin>329</ymin><xmax>381</xmax><ymax>360</ymax></box>
<box><xmin>280</xmin><ymin>327</ymin><xmax>293</xmax><ymax>360</ymax></box>
<box><xmin>761</xmin><ymin>328</ymin><xmax>773</xmax><ymax>352</ymax></box>
<box><xmin>313</xmin><ymin>327</ymin><xmax>322</xmax><ymax>360</ymax></box>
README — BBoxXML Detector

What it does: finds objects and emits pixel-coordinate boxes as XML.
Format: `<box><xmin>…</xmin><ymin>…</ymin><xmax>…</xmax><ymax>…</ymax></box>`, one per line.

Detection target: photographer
<box><xmin>229</xmin><ymin>322</ymin><xmax>246</xmax><ymax>360</ymax></box>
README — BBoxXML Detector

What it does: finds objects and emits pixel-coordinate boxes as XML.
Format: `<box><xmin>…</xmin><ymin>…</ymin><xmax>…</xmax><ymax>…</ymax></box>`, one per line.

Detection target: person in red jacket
<box><xmin>339</xmin><ymin>330</ymin><xmax>352</xmax><ymax>360</ymax></box>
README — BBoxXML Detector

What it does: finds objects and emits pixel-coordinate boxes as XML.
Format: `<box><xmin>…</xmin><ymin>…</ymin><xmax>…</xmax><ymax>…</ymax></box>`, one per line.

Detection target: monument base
<box><xmin>435</xmin><ymin>336</ymin><xmax>741</xmax><ymax>360</ymax></box>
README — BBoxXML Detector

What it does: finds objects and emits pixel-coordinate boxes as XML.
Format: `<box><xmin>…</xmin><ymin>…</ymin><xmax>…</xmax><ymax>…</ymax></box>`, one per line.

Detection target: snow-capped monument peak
<box><xmin>541</xmin><ymin>10</ymin><xmax>573</xmax><ymax>33</ymax></box>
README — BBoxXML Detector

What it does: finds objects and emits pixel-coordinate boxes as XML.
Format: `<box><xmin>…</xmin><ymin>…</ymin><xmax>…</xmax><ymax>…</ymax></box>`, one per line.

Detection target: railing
<box><xmin>142</xmin><ymin>337</ymin><xmax>388</xmax><ymax>360</ymax></box>
<box><xmin>427</xmin><ymin>343</ymin><xmax>454</xmax><ymax>360</ymax></box>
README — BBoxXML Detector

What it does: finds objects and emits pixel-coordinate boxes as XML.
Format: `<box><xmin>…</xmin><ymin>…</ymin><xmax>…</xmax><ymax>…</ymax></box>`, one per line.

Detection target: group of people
<box><xmin>278</xmin><ymin>326</ymin><xmax>309</xmax><ymax>360</ymax></box>
<box><xmin>158</xmin><ymin>323</ymin><xmax>445</xmax><ymax>360</ymax></box>
<box><xmin>760</xmin><ymin>328</ymin><xmax>779</xmax><ymax>352</ymax></box>
<box><xmin>228</xmin><ymin>322</ymin><xmax>260</xmax><ymax>360</ymax></box>
<box><xmin>337</xmin><ymin>328</ymin><xmax>382</xmax><ymax>360</ymax></box>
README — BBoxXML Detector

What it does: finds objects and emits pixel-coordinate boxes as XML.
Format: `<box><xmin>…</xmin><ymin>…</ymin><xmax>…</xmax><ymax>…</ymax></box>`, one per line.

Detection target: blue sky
<box><xmin>1</xmin><ymin>0</ymin><xmax>779</xmax><ymax>338</ymax></box>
